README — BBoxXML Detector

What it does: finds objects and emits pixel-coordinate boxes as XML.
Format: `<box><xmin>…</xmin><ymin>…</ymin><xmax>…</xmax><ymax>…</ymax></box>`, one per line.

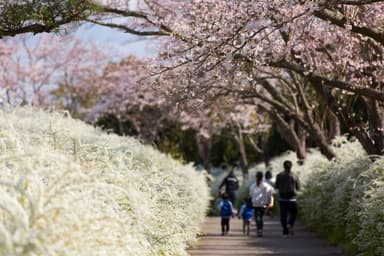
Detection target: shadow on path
<box><xmin>188</xmin><ymin>217</ymin><xmax>344</xmax><ymax>256</ymax></box>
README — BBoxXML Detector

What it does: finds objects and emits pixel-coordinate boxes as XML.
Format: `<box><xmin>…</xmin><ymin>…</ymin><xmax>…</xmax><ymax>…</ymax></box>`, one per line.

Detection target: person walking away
<box><xmin>218</xmin><ymin>193</ymin><xmax>235</xmax><ymax>236</ymax></box>
<box><xmin>218</xmin><ymin>169</ymin><xmax>239</xmax><ymax>207</ymax></box>
<box><xmin>274</xmin><ymin>160</ymin><xmax>300</xmax><ymax>238</ymax></box>
<box><xmin>264</xmin><ymin>170</ymin><xmax>274</xmax><ymax>187</ymax></box>
<box><xmin>249</xmin><ymin>171</ymin><xmax>274</xmax><ymax>237</ymax></box>
<box><xmin>238</xmin><ymin>196</ymin><xmax>253</xmax><ymax>235</ymax></box>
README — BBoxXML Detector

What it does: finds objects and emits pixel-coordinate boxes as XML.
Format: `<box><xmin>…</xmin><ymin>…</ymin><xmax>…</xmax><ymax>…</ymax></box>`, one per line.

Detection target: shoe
<box><xmin>221</xmin><ymin>232</ymin><xmax>225</xmax><ymax>236</ymax></box>
<box><xmin>289</xmin><ymin>226</ymin><xmax>295</xmax><ymax>236</ymax></box>
<box><xmin>257</xmin><ymin>230</ymin><xmax>263</xmax><ymax>237</ymax></box>
<box><xmin>282</xmin><ymin>234</ymin><xmax>288</xmax><ymax>239</ymax></box>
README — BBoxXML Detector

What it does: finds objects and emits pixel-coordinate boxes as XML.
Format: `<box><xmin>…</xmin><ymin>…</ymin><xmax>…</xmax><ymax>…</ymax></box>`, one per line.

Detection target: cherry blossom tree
<box><xmin>150</xmin><ymin>0</ymin><xmax>384</xmax><ymax>158</ymax></box>
<box><xmin>0</xmin><ymin>34</ymin><xmax>107</xmax><ymax>111</ymax></box>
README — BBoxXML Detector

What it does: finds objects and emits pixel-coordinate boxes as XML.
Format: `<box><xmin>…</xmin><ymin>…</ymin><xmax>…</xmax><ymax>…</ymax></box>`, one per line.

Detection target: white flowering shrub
<box><xmin>297</xmin><ymin>137</ymin><xmax>384</xmax><ymax>255</ymax></box>
<box><xmin>0</xmin><ymin>107</ymin><xmax>209</xmax><ymax>256</ymax></box>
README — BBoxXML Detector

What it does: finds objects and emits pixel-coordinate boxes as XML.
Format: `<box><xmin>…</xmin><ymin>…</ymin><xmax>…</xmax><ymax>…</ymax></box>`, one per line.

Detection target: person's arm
<box><xmin>249</xmin><ymin>184</ymin><xmax>254</xmax><ymax>197</ymax></box>
<box><xmin>267</xmin><ymin>185</ymin><xmax>274</xmax><ymax>208</ymax></box>
<box><xmin>218</xmin><ymin>177</ymin><xmax>226</xmax><ymax>190</ymax></box>
<box><xmin>238</xmin><ymin>205</ymin><xmax>245</xmax><ymax>219</ymax></box>
<box><xmin>274</xmin><ymin>174</ymin><xmax>280</xmax><ymax>191</ymax></box>
<box><xmin>235</xmin><ymin>177</ymin><xmax>239</xmax><ymax>190</ymax></box>
<box><xmin>218</xmin><ymin>200</ymin><xmax>223</xmax><ymax>211</ymax></box>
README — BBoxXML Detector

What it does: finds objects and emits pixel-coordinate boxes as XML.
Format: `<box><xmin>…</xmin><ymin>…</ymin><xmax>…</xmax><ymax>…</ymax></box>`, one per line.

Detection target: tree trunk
<box><xmin>195</xmin><ymin>134</ymin><xmax>212</xmax><ymax>173</ymax></box>
<box><xmin>234</xmin><ymin>127</ymin><xmax>249</xmax><ymax>179</ymax></box>
<box><xmin>327</xmin><ymin>109</ymin><xmax>341</xmax><ymax>140</ymax></box>
<box><xmin>366</xmin><ymin>99</ymin><xmax>384</xmax><ymax>155</ymax></box>
<box><xmin>310</xmin><ymin>81</ymin><xmax>381</xmax><ymax>157</ymax></box>
<box><xmin>247</xmin><ymin>134</ymin><xmax>270</xmax><ymax>168</ymax></box>
<box><xmin>271</xmin><ymin>112</ymin><xmax>307</xmax><ymax>161</ymax></box>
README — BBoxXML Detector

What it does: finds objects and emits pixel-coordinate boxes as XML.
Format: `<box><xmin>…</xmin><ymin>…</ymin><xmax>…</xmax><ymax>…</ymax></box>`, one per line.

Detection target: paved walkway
<box><xmin>188</xmin><ymin>217</ymin><xmax>344</xmax><ymax>256</ymax></box>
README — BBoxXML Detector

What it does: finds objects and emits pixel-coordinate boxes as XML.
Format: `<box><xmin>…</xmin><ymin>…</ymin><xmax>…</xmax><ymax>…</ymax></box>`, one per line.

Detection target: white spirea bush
<box><xmin>220</xmin><ymin>136</ymin><xmax>384</xmax><ymax>255</ymax></box>
<box><xmin>296</xmin><ymin>137</ymin><xmax>384</xmax><ymax>255</ymax></box>
<box><xmin>0</xmin><ymin>107</ymin><xmax>209</xmax><ymax>256</ymax></box>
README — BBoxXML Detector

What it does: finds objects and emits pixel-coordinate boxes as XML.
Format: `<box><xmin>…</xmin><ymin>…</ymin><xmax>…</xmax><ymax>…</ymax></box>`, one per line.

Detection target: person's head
<box><xmin>221</xmin><ymin>192</ymin><xmax>229</xmax><ymax>199</ymax></box>
<box><xmin>265</xmin><ymin>170</ymin><xmax>272</xmax><ymax>180</ymax></box>
<box><xmin>256</xmin><ymin>171</ymin><xmax>263</xmax><ymax>185</ymax></box>
<box><xmin>283</xmin><ymin>160</ymin><xmax>292</xmax><ymax>172</ymax></box>
<box><xmin>228</xmin><ymin>168</ymin><xmax>235</xmax><ymax>176</ymax></box>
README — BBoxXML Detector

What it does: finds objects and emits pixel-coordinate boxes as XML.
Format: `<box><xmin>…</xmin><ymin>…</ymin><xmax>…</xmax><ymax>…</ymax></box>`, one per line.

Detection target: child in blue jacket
<box><xmin>239</xmin><ymin>196</ymin><xmax>253</xmax><ymax>235</ymax></box>
<box><xmin>218</xmin><ymin>193</ymin><xmax>234</xmax><ymax>236</ymax></box>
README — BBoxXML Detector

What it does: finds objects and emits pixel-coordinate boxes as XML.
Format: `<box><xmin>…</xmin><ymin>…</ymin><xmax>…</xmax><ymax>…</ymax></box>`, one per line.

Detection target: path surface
<box><xmin>188</xmin><ymin>217</ymin><xmax>344</xmax><ymax>256</ymax></box>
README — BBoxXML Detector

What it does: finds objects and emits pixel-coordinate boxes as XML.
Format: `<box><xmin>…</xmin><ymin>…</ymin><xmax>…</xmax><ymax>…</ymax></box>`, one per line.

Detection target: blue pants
<box><xmin>278</xmin><ymin>201</ymin><xmax>297</xmax><ymax>235</ymax></box>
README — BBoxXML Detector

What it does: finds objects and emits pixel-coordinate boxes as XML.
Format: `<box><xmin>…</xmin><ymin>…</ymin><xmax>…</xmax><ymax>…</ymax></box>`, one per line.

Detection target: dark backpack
<box><xmin>220</xmin><ymin>200</ymin><xmax>232</xmax><ymax>217</ymax></box>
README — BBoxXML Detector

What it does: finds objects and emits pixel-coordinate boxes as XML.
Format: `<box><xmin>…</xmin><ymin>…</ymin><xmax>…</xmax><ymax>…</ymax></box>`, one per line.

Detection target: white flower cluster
<box><xmin>0</xmin><ymin>107</ymin><xmax>209</xmax><ymax>256</ymax></box>
<box><xmin>297</xmin><ymin>138</ymin><xmax>384</xmax><ymax>255</ymax></box>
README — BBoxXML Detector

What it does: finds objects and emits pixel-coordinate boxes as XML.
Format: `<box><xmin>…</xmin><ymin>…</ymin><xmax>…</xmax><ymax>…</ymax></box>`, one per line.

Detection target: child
<box><xmin>218</xmin><ymin>192</ymin><xmax>234</xmax><ymax>236</ymax></box>
<box><xmin>238</xmin><ymin>196</ymin><xmax>253</xmax><ymax>235</ymax></box>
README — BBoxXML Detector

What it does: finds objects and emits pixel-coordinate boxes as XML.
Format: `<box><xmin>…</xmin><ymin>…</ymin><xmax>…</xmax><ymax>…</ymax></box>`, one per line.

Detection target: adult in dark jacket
<box><xmin>218</xmin><ymin>170</ymin><xmax>239</xmax><ymax>206</ymax></box>
<box><xmin>274</xmin><ymin>160</ymin><xmax>300</xmax><ymax>238</ymax></box>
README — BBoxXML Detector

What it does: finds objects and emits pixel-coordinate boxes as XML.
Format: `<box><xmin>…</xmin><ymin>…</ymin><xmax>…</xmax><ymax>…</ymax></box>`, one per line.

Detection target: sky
<box><xmin>73</xmin><ymin>22</ymin><xmax>158</xmax><ymax>58</ymax></box>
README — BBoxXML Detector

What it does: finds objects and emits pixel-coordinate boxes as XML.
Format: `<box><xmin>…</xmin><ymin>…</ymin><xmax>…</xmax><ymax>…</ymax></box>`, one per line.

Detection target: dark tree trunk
<box><xmin>327</xmin><ymin>109</ymin><xmax>341</xmax><ymax>140</ymax></box>
<box><xmin>195</xmin><ymin>134</ymin><xmax>212</xmax><ymax>173</ymax></box>
<box><xmin>271</xmin><ymin>112</ymin><xmax>307</xmax><ymax>161</ymax></box>
<box><xmin>234</xmin><ymin>127</ymin><xmax>249</xmax><ymax>179</ymax></box>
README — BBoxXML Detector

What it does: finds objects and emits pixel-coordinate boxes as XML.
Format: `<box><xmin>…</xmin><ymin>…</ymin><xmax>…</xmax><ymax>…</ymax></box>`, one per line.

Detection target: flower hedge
<box><xmin>0</xmin><ymin>107</ymin><xmax>209</xmax><ymax>256</ymax></box>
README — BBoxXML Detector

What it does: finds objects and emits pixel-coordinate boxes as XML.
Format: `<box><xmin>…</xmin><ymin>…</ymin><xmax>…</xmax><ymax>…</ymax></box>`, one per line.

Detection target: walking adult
<box><xmin>274</xmin><ymin>160</ymin><xmax>300</xmax><ymax>238</ymax></box>
<box><xmin>249</xmin><ymin>171</ymin><xmax>274</xmax><ymax>237</ymax></box>
<box><xmin>218</xmin><ymin>169</ymin><xmax>239</xmax><ymax>207</ymax></box>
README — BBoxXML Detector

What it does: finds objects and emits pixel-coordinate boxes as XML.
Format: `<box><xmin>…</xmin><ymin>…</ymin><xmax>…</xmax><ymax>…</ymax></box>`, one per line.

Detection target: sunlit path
<box><xmin>188</xmin><ymin>217</ymin><xmax>344</xmax><ymax>256</ymax></box>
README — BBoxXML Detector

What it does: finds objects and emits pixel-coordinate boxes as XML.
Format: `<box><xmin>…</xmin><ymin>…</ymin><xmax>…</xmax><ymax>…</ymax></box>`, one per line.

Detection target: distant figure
<box><xmin>264</xmin><ymin>170</ymin><xmax>275</xmax><ymax>217</ymax></box>
<box><xmin>264</xmin><ymin>170</ymin><xmax>274</xmax><ymax>187</ymax></box>
<box><xmin>218</xmin><ymin>169</ymin><xmax>239</xmax><ymax>207</ymax></box>
<box><xmin>249</xmin><ymin>171</ymin><xmax>274</xmax><ymax>237</ymax></box>
<box><xmin>218</xmin><ymin>193</ymin><xmax>235</xmax><ymax>236</ymax></box>
<box><xmin>238</xmin><ymin>196</ymin><xmax>253</xmax><ymax>235</ymax></box>
<box><xmin>274</xmin><ymin>160</ymin><xmax>300</xmax><ymax>238</ymax></box>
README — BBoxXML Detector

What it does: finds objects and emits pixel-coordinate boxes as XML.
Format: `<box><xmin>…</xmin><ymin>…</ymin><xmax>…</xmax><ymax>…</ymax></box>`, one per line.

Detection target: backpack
<box><xmin>242</xmin><ymin>206</ymin><xmax>253</xmax><ymax>221</ymax></box>
<box><xmin>220</xmin><ymin>200</ymin><xmax>232</xmax><ymax>217</ymax></box>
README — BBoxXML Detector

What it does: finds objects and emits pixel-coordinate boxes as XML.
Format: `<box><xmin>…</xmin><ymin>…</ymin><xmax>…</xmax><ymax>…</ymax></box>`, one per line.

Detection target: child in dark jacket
<box><xmin>238</xmin><ymin>196</ymin><xmax>253</xmax><ymax>235</ymax></box>
<box><xmin>218</xmin><ymin>193</ymin><xmax>234</xmax><ymax>236</ymax></box>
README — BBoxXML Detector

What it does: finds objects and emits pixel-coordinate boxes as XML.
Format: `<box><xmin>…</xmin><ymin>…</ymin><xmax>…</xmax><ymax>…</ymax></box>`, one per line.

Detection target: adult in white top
<box><xmin>249</xmin><ymin>171</ymin><xmax>274</xmax><ymax>237</ymax></box>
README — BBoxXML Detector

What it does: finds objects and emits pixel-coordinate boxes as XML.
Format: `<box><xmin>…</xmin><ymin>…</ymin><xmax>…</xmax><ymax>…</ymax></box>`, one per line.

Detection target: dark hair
<box><xmin>265</xmin><ymin>170</ymin><xmax>272</xmax><ymax>180</ymax></box>
<box><xmin>256</xmin><ymin>171</ymin><xmax>263</xmax><ymax>185</ymax></box>
<box><xmin>283</xmin><ymin>160</ymin><xmax>292</xmax><ymax>170</ymax></box>
<box><xmin>221</xmin><ymin>192</ymin><xmax>229</xmax><ymax>199</ymax></box>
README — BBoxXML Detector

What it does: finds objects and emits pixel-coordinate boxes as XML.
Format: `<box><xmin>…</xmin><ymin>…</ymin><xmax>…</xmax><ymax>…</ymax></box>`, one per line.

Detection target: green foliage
<box><xmin>95</xmin><ymin>114</ymin><xmax>290</xmax><ymax>168</ymax></box>
<box><xmin>0</xmin><ymin>0</ymin><xmax>93</xmax><ymax>37</ymax></box>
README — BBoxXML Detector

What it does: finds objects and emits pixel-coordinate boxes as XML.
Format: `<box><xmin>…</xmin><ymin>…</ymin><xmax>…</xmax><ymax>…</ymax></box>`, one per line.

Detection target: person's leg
<box><xmin>243</xmin><ymin>220</ymin><xmax>246</xmax><ymax>234</ymax></box>
<box><xmin>221</xmin><ymin>218</ymin><xmax>225</xmax><ymax>235</ymax></box>
<box><xmin>259</xmin><ymin>207</ymin><xmax>266</xmax><ymax>230</ymax></box>
<box><xmin>246</xmin><ymin>221</ymin><xmax>250</xmax><ymax>235</ymax></box>
<box><xmin>254</xmin><ymin>207</ymin><xmax>261</xmax><ymax>231</ymax></box>
<box><xmin>279</xmin><ymin>201</ymin><xmax>289</xmax><ymax>235</ymax></box>
<box><xmin>225</xmin><ymin>218</ymin><xmax>230</xmax><ymax>234</ymax></box>
<box><xmin>288</xmin><ymin>201</ymin><xmax>298</xmax><ymax>235</ymax></box>
<box><xmin>254</xmin><ymin>207</ymin><xmax>264</xmax><ymax>236</ymax></box>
